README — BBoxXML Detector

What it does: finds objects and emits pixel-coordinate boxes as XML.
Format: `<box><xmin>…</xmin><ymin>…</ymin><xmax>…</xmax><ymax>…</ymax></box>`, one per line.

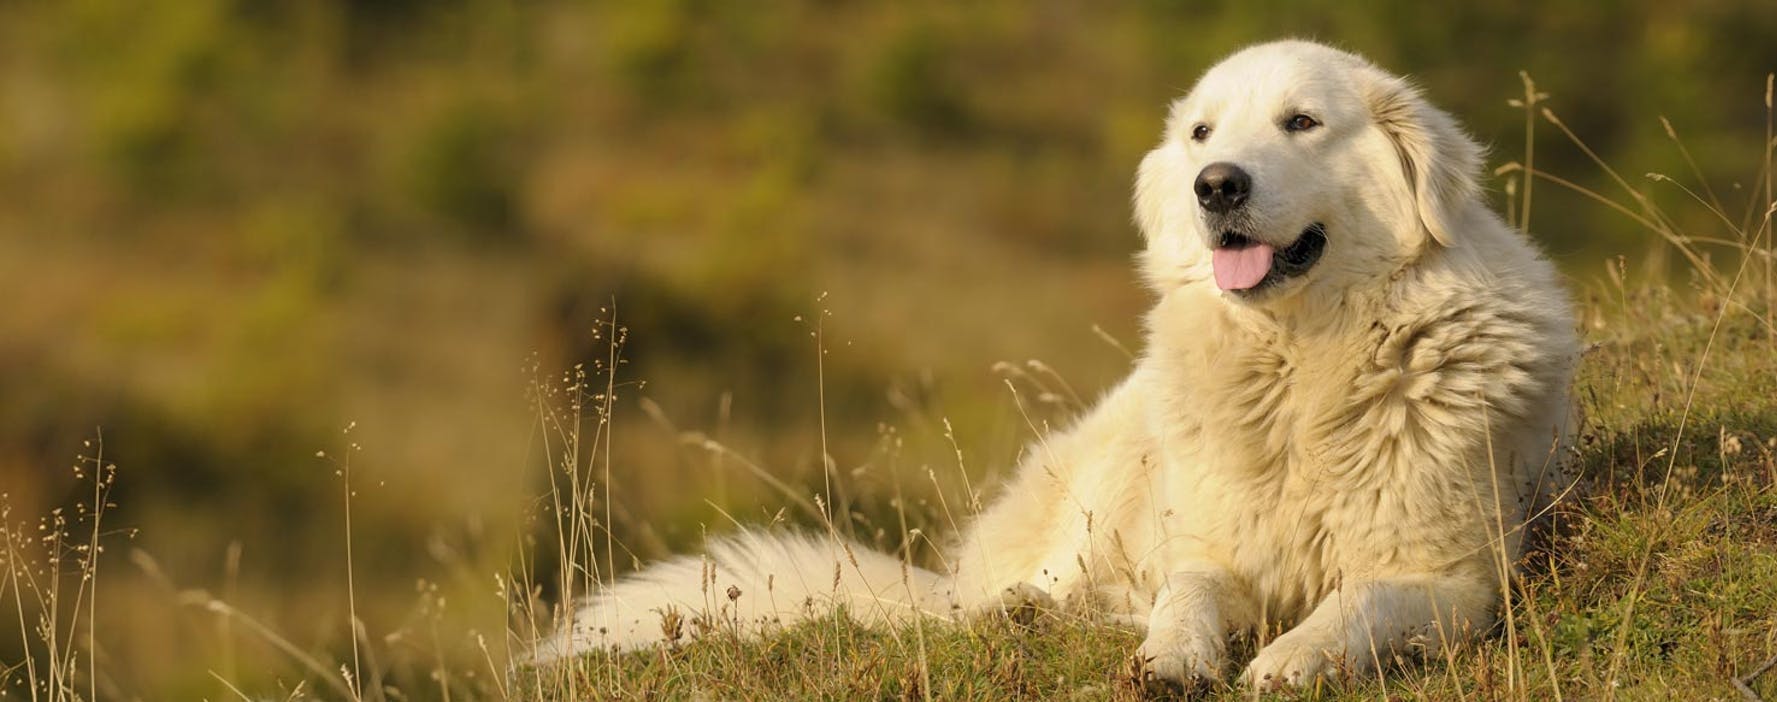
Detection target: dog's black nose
<box><xmin>1194</xmin><ymin>162</ymin><xmax>1252</xmax><ymax>214</ymax></box>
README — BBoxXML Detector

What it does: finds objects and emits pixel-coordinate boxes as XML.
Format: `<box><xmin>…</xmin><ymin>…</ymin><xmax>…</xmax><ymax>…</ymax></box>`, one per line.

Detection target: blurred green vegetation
<box><xmin>0</xmin><ymin>0</ymin><xmax>1773</xmax><ymax>698</ymax></box>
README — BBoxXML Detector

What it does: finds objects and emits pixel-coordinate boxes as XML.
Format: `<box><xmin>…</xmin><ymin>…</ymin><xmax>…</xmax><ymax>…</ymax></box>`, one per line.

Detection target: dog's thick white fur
<box><xmin>533</xmin><ymin>40</ymin><xmax>1577</xmax><ymax>690</ymax></box>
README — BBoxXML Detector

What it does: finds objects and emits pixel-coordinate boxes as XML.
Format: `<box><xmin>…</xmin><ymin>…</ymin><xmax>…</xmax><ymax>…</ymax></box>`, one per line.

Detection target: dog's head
<box><xmin>1134</xmin><ymin>40</ymin><xmax>1483</xmax><ymax>304</ymax></box>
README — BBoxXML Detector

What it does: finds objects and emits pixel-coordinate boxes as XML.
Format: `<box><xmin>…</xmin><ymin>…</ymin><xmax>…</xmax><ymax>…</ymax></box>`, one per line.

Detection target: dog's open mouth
<box><xmin>1211</xmin><ymin>223</ymin><xmax>1327</xmax><ymax>293</ymax></box>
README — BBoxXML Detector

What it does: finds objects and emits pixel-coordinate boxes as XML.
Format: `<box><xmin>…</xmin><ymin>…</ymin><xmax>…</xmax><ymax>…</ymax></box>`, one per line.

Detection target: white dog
<box><xmin>533</xmin><ymin>39</ymin><xmax>1578</xmax><ymax>691</ymax></box>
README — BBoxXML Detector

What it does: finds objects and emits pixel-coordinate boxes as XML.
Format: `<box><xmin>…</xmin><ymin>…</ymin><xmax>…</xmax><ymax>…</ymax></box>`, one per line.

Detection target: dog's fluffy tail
<box><xmin>528</xmin><ymin>529</ymin><xmax>955</xmax><ymax>663</ymax></box>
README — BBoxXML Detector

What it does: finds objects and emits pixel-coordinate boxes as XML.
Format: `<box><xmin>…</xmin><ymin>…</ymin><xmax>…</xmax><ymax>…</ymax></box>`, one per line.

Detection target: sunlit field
<box><xmin>3</xmin><ymin>2</ymin><xmax>1776</xmax><ymax>700</ymax></box>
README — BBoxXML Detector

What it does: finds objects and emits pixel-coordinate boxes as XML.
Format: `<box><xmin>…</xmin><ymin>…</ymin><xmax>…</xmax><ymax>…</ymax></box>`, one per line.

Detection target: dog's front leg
<box><xmin>1241</xmin><ymin>573</ymin><xmax>1495</xmax><ymax>690</ymax></box>
<box><xmin>1136</xmin><ymin>564</ymin><xmax>1256</xmax><ymax>687</ymax></box>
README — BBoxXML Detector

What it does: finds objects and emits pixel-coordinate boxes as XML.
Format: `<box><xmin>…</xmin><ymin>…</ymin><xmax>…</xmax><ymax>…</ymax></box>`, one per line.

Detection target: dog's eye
<box><xmin>1191</xmin><ymin>124</ymin><xmax>1211</xmax><ymax>142</ymax></box>
<box><xmin>1284</xmin><ymin>114</ymin><xmax>1319</xmax><ymax>132</ymax></box>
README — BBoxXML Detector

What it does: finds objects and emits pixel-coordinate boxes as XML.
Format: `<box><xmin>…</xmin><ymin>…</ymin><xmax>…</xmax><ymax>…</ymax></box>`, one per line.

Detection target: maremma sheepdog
<box><xmin>533</xmin><ymin>39</ymin><xmax>1578</xmax><ymax>691</ymax></box>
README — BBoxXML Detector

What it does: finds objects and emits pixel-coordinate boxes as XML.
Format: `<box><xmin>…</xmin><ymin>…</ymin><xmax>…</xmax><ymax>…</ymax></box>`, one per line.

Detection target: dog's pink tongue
<box><xmin>1212</xmin><ymin>243</ymin><xmax>1275</xmax><ymax>291</ymax></box>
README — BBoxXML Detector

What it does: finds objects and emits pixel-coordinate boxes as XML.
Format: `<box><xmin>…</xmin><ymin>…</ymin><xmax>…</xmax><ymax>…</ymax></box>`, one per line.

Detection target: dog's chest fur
<box><xmin>1137</xmin><ymin>289</ymin><xmax>1525</xmax><ymax>619</ymax></box>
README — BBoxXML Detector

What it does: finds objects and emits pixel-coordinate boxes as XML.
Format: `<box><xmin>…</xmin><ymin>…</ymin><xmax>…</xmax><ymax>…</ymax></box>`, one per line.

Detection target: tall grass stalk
<box><xmin>334</xmin><ymin>424</ymin><xmax>365</xmax><ymax>701</ymax></box>
<box><xmin>1</xmin><ymin>433</ymin><xmax>121</xmax><ymax>702</ymax></box>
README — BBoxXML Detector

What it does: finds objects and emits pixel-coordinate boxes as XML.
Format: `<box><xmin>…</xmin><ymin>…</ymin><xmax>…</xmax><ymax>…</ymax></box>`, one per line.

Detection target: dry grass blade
<box><xmin>678</xmin><ymin>433</ymin><xmax>825</xmax><ymax>523</ymax></box>
<box><xmin>1737</xmin><ymin>652</ymin><xmax>1777</xmax><ymax>701</ymax></box>
<box><xmin>127</xmin><ymin>549</ymin><xmax>362</xmax><ymax>702</ymax></box>
<box><xmin>1659</xmin><ymin>115</ymin><xmax>1727</xmax><ymax>216</ymax></box>
<box><xmin>208</xmin><ymin>670</ymin><xmax>256</xmax><ymax>702</ymax></box>
<box><xmin>1495</xmin><ymin>163</ymin><xmax>1660</xmax><ymax>232</ymax></box>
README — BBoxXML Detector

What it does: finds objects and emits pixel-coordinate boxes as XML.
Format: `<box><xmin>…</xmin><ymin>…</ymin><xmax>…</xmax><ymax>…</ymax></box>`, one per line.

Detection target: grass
<box><xmin>515</xmin><ymin>285</ymin><xmax>1777</xmax><ymax>701</ymax></box>
<box><xmin>4</xmin><ymin>73</ymin><xmax>1777</xmax><ymax>701</ymax></box>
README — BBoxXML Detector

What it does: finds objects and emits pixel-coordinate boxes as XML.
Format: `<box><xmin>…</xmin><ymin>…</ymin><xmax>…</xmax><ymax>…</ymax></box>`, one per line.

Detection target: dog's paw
<box><xmin>997</xmin><ymin>581</ymin><xmax>1054</xmax><ymax>609</ymax></box>
<box><xmin>1240</xmin><ymin>636</ymin><xmax>1337</xmax><ymax>691</ymax></box>
<box><xmin>992</xmin><ymin>582</ymin><xmax>1055</xmax><ymax>627</ymax></box>
<box><xmin>1135</xmin><ymin>629</ymin><xmax>1223</xmax><ymax>693</ymax></box>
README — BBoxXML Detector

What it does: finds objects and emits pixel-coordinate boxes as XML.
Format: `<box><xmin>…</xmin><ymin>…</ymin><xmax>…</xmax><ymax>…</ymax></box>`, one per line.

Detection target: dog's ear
<box><xmin>1133</xmin><ymin>143</ymin><xmax>1184</xmax><ymax>242</ymax></box>
<box><xmin>1365</xmin><ymin>74</ymin><xmax>1483</xmax><ymax>247</ymax></box>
